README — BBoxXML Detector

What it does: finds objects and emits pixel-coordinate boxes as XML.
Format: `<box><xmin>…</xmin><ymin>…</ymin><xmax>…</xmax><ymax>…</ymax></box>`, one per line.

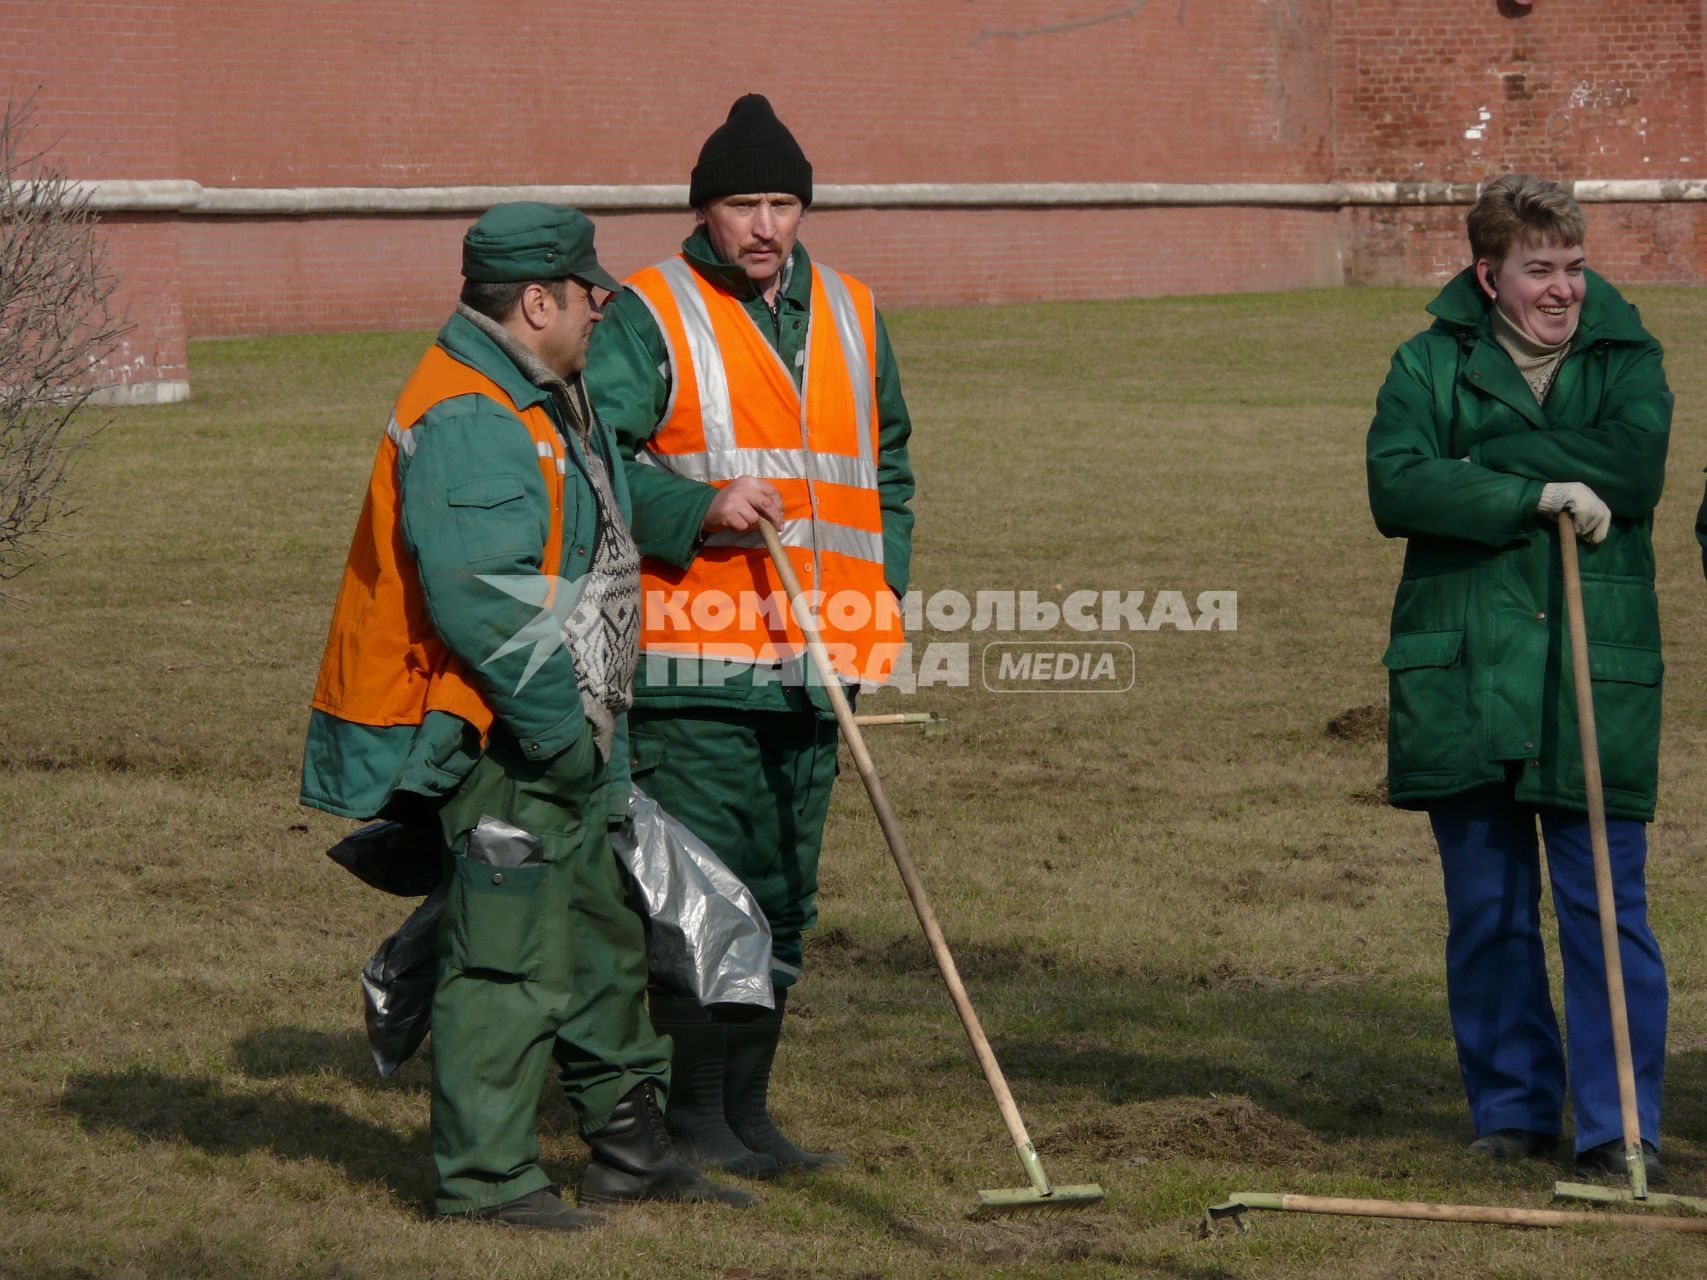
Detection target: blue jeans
<box><xmin>1429</xmin><ymin>788</ymin><xmax>1666</xmax><ymax>1152</ymax></box>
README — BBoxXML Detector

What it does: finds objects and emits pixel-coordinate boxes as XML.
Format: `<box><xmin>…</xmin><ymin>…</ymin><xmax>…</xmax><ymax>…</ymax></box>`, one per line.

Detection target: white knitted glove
<box><xmin>1538</xmin><ymin>482</ymin><xmax>1612</xmax><ymax>545</ymax></box>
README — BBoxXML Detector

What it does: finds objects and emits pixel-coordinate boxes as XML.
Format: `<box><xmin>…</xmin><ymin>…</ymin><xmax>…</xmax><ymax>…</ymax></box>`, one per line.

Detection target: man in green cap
<box><xmin>587</xmin><ymin>96</ymin><xmax>916</xmax><ymax>1179</ymax></box>
<box><xmin>302</xmin><ymin>202</ymin><xmax>752</xmax><ymax>1229</ymax></box>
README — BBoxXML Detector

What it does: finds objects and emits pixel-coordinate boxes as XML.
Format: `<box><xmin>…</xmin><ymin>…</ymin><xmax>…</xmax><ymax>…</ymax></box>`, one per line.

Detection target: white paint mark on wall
<box><xmin>1567</xmin><ymin>78</ymin><xmax>1634</xmax><ymax>112</ymax></box>
<box><xmin>1464</xmin><ymin>105</ymin><xmax>1492</xmax><ymax>141</ymax></box>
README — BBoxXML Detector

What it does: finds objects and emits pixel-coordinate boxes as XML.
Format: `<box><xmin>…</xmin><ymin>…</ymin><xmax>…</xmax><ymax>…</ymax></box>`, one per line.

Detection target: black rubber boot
<box><xmin>578</xmin><ymin>1082</ymin><xmax>756</xmax><ymax>1207</ymax></box>
<box><xmin>649</xmin><ymin>990</ymin><xmax>781</xmax><ymax>1180</ymax></box>
<box><xmin>448</xmin><ymin>1187</ymin><xmax>605</xmax><ymax>1232</ymax></box>
<box><xmin>1577</xmin><ymin>1137</ymin><xmax>1666</xmax><ymax>1184</ymax></box>
<box><xmin>723</xmin><ymin>989</ymin><xmax>846</xmax><ymax>1171</ymax></box>
<box><xmin>1466</xmin><ymin>1128</ymin><xmax>1558</xmax><ymax>1160</ymax></box>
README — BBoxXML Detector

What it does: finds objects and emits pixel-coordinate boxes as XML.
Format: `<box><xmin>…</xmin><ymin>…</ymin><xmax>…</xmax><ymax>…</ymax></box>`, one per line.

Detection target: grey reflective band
<box><xmin>641</xmin><ymin>444</ymin><xmax>875</xmax><ymax>489</ymax></box>
<box><xmin>771</xmin><ymin>959</ymin><xmax>803</xmax><ymax>980</ymax></box>
<box><xmin>534</xmin><ymin>438</ymin><xmax>567</xmax><ymax>476</ymax></box>
<box><xmin>705</xmin><ymin>517</ymin><xmax>883</xmax><ymax>564</ymax></box>
<box><xmin>624</xmin><ymin>281</ymin><xmax>682</xmax><ymax>427</ymax></box>
<box><xmin>385</xmin><ymin>415</ymin><xmax>416</xmax><ymax>457</ymax></box>
<box><xmin>815</xmin><ymin>265</ymin><xmax>875</xmax><ymax>464</ymax></box>
<box><xmin>700</xmin><ymin>522</ymin><xmax>804</xmax><ymax>550</ymax></box>
<box><xmin>814</xmin><ymin>520</ymin><xmax>885</xmax><ymax>563</ymax></box>
<box><xmin>656</xmin><ymin>258</ymin><xmax>737</xmax><ymax>454</ymax></box>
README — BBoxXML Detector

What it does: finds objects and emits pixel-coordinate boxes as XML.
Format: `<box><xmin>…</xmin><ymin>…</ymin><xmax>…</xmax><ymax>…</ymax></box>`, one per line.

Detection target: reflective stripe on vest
<box><xmin>624</xmin><ymin>256</ymin><xmax>901</xmax><ymax>684</ymax></box>
<box><xmin>310</xmin><ymin>345</ymin><xmax>567</xmax><ymax>736</ymax></box>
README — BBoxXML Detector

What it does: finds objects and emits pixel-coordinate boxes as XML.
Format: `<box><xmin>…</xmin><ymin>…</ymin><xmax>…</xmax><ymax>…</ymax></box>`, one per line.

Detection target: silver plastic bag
<box><xmin>612</xmin><ymin>785</ymin><xmax>775</xmax><ymax>1009</ymax></box>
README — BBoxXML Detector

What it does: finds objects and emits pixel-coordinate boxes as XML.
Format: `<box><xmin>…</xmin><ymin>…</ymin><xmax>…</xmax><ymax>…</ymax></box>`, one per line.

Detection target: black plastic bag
<box><xmin>326</xmin><ymin>819</ymin><xmax>441</xmax><ymax>897</ymax></box>
<box><xmin>360</xmin><ymin>882</ymin><xmax>446</xmax><ymax>1077</ymax></box>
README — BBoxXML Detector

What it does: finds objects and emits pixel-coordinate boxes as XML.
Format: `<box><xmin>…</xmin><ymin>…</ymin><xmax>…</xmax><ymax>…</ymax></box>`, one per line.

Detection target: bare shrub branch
<box><xmin>0</xmin><ymin>92</ymin><xmax>130</xmax><ymax>597</ymax></box>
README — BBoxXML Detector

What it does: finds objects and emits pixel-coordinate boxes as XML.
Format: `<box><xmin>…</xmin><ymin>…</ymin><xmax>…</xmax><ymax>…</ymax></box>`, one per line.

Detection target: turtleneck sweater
<box><xmin>1490</xmin><ymin>303</ymin><xmax>1576</xmax><ymax>406</ymax></box>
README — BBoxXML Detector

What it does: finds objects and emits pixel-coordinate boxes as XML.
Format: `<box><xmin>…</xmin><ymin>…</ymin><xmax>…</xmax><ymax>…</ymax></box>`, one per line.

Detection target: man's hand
<box><xmin>1538</xmin><ymin>481</ymin><xmax>1613</xmax><ymax>545</ymax></box>
<box><xmin>702</xmin><ymin>476</ymin><xmax>784</xmax><ymax>533</ymax></box>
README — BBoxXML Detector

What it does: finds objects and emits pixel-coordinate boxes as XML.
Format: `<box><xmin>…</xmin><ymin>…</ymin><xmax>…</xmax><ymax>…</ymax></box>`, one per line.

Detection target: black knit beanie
<box><xmin>689</xmin><ymin>94</ymin><xmax>813</xmax><ymax>208</ymax></box>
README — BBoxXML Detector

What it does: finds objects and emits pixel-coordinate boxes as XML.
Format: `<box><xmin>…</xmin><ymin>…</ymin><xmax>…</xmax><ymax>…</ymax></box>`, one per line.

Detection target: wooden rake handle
<box><xmin>1557</xmin><ymin>511</ymin><xmax>1647</xmax><ymax>1200</ymax></box>
<box><xmin>757</xmin><ymin>519</ymin><xmax>1049</xmax><ymax>1191</ymax></box>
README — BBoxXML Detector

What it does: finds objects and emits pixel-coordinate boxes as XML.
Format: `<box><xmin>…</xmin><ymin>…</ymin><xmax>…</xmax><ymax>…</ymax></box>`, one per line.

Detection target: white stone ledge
<box><xmin>86</xmin><ymin>379</ymin><xmax>191</xmax><ymax>406</ymax></box>
<box><xmin>14</xmin><ymin>179</ymin><xmax>1707</xmax><ymax>215</ymax></box>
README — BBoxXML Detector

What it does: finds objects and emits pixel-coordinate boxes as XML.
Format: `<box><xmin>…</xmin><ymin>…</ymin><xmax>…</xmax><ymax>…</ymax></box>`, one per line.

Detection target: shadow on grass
<box><xmin>229</xmin><ymin>1025</ymin><xmax>429</xmax><ymax>1092</ymax></box>
<box><xmin>57</xmin><ymin>1068</ymin><xmax>433</xmax><ymax>1206</ymax></box>
<box><xmin>796</xmin><ymin>1175</ymin><xmax>1233</xmax><ymax>1275</ymax></box>
<box><xmin>811</xmin><ymin>927</ymin><xmax>1707</xmax><ymax>1171</ymax></box>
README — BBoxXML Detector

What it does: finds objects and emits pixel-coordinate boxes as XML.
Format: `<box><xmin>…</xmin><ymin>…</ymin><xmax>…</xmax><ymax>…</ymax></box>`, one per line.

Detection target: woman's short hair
<box><xmin>1467</xmin><ymin>174</ymin><xmax>1586</xmax><ymax>265</ymax></box>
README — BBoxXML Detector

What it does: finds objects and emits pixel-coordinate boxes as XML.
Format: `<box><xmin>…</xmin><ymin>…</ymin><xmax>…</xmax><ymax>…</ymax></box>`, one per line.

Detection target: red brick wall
<box><xmin>4</xmin><ymin>0</ymin><xmax>188</xmax><ymax>390</ymax></box>
<box><xmin>1333</xmin><ymin>0</ymin><xmax>1707</xmax><ymax>284</ymax></box>
<box><xmin>97</xmin><ymin>219</ymin><xmax>189</xmax><ymax>387</ymax></box>
<box><xmin>1344</xmin><ymin>202</ymin><xmax>1707</xmax><ymax>289</ymax></box>
<box><xmin>5</xmin><ymin>0</ymin><xmax>1707</xmax><ymax>390</ymax></box>
<box><xmin>153</xmin><ymin>1</ymin><xmax>1332</xmax><ymax>188</ymax></box>
<box><xmin>178</xmin><ymin>205</ymin><xmax>1343</xmax><ymax>338</ymax></box>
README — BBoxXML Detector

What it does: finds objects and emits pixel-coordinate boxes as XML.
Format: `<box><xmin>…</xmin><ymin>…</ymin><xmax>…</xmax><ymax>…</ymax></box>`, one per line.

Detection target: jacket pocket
<box><xmin>1587</xmin><ymin>641</ymin><xmax>1663</xmax><ymax>686</ymax></box>
<box><xmin>1383</xmin><ymin>629</ymin><xmax>1466</xmax><ymax>781</ymax></box>
<box><xmin>627</xmin><ymin>725</ymin><xmax>666</xmax><ymax>783</ymax></box>
<box><xmin>507</xmin><ymin>730</ymin><xmax>599</xmax><ymax>836</ymax></box>
<box><xmin>447</xmin><ymin>473</ymin><xmax>535</xmax><ymax>565</ymax></box>
<box><xmin>1582</xmin><ymin>641</ymin><xmax>1663</xmax><ymax>803</ymax></box>
<box><xmin>444</xmin><ymin>848</ymin><xmax>549</xmax><ymax>979</ymax></box>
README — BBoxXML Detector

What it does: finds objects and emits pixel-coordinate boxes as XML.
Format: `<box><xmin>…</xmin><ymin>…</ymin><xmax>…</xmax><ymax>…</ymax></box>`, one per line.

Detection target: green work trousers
<box><xmin>430</xmin><ymin>728</ymin><xmax>668</xmax><ymax>1214</ymax></box>
<box><xmin>629</xmin><ymin>709</ymin><xmax>840</xmax><ymax>987</ymax></box>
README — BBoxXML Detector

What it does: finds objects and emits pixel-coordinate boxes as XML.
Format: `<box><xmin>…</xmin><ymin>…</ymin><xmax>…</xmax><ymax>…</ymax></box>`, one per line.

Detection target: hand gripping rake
<box><xmin>759</xmin><ymin>520</ymin><xmax>1104</xmax><ymax>1217</ymax></box>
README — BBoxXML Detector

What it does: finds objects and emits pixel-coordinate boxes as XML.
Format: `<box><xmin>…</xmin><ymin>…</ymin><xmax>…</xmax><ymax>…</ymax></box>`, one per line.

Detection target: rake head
<box><xmin>1554</xmin><ymin>1181</ymin><xmax>1707</xmax><ymax>1215</ymax></box>
<box><xmin>966</xmin><ymin>1142</ymin><xmax>1105</xmax><ymax>1217</ymax></box>
<box><xmin>971</xmin><ymin>1182</ymin><xmax>1106</xmax><ymax>1218</ymax></box>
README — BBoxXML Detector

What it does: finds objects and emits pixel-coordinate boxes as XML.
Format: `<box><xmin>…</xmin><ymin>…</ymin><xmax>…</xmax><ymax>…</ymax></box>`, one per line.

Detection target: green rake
<box><xmin>760</xmin><ymin>520</ymin><xmax>1104</xmax><ymax>1217</ymax></box>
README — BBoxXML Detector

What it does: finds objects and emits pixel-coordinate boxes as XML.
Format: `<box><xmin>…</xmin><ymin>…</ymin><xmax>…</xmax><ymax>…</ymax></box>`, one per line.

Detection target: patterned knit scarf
<box><xmin>458</xmin><ymin>305</ymin><xmax>641</xmax><ymax>761</ymax></box>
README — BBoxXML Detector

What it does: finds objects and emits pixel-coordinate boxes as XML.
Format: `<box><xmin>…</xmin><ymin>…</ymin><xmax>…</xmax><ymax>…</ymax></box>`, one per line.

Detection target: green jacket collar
<box><xmin>1426</xmin><ymin>266</ymin><xmax>1650</xmax><ymax>346</ymax></box>
<box><xmin>680</xmin><ymin>225</ymin><xmax>813</xmax><ymax>308</ymax></box>
<box><xmin>436</xmin><ymin>309</ymin><xmax>553</xmax><ymax>412</ymax></box>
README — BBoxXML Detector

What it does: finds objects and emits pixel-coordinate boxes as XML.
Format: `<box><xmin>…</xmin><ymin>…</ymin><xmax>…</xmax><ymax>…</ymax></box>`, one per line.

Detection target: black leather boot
<box><xmin>446</xmin><ymin>1187</ymin><xmax>604</xmax><ymax>1232</ymax></box>
<box><xmin>649</xmin><ymin>990</ymin><xmax>781</xmax><ymax>1179</ymax></box>
<box><xmin>578</xmin><ymin>1082</ymin><xmax>756</xmax><ymax>1207</ymax></box>
<box><xmin>723</xmin><ymin>989</ymin><xmax>846</xmax><ymax>1171</ymax></box>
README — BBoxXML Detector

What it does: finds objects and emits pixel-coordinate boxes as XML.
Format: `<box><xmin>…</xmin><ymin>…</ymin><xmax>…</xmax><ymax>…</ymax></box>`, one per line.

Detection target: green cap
<box><xmin>461</xmin><ymin>202</ymin><xmax>620</xmax><ymax>291</ymax></box>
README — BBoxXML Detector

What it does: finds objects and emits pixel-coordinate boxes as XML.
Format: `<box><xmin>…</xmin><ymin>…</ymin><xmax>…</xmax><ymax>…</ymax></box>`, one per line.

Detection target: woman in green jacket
<box><xmin>1366</xmin><ymin>174</ymin><xmax>1672</xmax><ymax>1180</ymax></box>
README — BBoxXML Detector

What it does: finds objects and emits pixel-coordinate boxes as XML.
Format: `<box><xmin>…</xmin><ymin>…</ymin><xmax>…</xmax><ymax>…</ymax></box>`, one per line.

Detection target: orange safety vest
<box><xmin>310</xmin><ymin>345</ymin><xmax>566</xmax><ymax>737</ymax></box>
<box><xmin>625</xmin><ymin>256</ymin><xmax>903</xmax><ymax>684</ymax></box>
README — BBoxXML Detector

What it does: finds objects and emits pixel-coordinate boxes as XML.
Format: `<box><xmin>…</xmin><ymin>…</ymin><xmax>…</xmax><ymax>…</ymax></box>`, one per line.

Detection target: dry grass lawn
<box><xmin>5</xmin><ymin>286</ymin><xmax>1707</xmax><ymax>1277</ymax></box>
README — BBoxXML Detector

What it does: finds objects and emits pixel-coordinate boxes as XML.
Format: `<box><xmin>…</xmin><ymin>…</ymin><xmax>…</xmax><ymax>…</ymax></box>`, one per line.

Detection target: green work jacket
<box><xmin>1366</xmin><ymin>268</ymin><xmax>1671</xmax><ymax>820</ymax></box>
<box><xmin>585</xmin><ymin>227</ymin><xmax>915</xmax><ymax>714</ymax></box>
<box><xmin>301</xmin><ymin>310</ymin><xmax>633</xmax><ymax>824</ymax></box>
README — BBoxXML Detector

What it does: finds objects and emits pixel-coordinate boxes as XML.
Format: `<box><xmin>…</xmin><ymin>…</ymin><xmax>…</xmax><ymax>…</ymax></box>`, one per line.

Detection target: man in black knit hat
<box><xmin>587</xmin><ymin>94</ymin><xmax>916</xmax><ymax>1180</ymax></box>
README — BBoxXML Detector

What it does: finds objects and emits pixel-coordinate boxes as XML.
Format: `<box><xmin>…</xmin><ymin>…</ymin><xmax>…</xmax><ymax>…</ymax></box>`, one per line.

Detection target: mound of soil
<box><xmin>1327</xmin><ymin>703</ymin><xmax>1387</xmax><ymax>744</ymax></box>
<box><xmin>1041</xmin><ymin>1094</ymin><xmax>1323</xmax><ymax>1166</ymax></box>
